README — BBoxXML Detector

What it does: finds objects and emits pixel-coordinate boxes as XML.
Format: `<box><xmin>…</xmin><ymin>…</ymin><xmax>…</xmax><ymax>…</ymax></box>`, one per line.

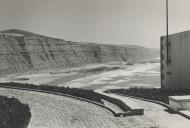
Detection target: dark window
<box><xmin>161</xmin><ymin>43</ymin><xmax>164</xmax><ymax>50</ymax></box>
<box><xmin>167</xmin><ymin>72</ymin><xmax>171</xmax><ymax>75</ymax></box>
<box><xmin>161</xmin><ymin>64</ymin><xmax>164</xmax><ymax>70</ymax></box>
<box><xmin>161</xmin><ymin>54</ymin><xmax>164</xmax><ymax>60</ymax></box>
<box><xmin>161</xmin><ymin>74</ymin><xmax>164</xmax><ymax>79</ymax></box>
<box><xmin>166</xmin><ymin>41</ymin><xmax>171</xmax><ymax>66</ymax></box>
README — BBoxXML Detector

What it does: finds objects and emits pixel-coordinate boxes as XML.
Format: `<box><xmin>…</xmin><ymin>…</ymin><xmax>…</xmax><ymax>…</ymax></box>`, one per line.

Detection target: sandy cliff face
<box><xmin>0</xmin><ymin>29</ymin><xmax>158</xmax><ymax>76</ymax></box>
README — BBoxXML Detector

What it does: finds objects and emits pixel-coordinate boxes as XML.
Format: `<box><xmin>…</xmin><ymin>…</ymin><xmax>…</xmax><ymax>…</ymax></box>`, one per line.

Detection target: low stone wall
<box><xmin>116</xmin><ymin>93</ymin><xmax>169</xmax><ymax>108</ymax></box>
<box><xmin>98</xmin><ymin>93</ymin><xmax>144</xmax><ymax>116</ymax></box>
<box><xmin>0</xmin><ymin>83</ymin><xmax>145</xmax><ymax>117</ymax></box>
<box><xmin>169</xmin><ymin>96</ymin><xmax>190</xmax><ymax>112</ymax></box>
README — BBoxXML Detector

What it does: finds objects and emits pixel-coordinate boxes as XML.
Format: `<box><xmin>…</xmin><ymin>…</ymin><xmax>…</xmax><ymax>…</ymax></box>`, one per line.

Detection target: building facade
<box><xmin>161</xmin><ymin>30</ymin><xmax>190</xmax><ymax>90</ymax></box>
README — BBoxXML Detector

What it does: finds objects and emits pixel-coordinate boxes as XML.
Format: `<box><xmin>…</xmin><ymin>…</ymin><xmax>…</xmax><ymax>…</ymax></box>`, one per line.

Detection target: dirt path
<box><xmin>0</xmin><ymin>87</ymin><xmax>156</xmax><ymax>128</ymax></box>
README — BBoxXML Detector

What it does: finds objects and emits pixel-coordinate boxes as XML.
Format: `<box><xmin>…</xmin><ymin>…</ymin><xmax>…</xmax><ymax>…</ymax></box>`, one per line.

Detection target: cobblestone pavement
<box><xmin>0</xmin><ymin>88</ymin><xmax>156</xmax><ymax>128</ymax></box>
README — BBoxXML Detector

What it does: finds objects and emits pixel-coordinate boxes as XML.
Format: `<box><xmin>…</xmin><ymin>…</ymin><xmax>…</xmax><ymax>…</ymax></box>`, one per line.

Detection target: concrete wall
<box><xmin>161</xmin><ymin>31</ymin><xmax>190</xmax><ymax>89</ymax></box>
<box><xmin>169</xmin><ymin>100</ymin><xmax>181</xmax><ymax>112</ymax></box>
<box><xmin>169</xmin><ymin>100</ymin><xmax>190</xmax><ymax>112</ymax></box>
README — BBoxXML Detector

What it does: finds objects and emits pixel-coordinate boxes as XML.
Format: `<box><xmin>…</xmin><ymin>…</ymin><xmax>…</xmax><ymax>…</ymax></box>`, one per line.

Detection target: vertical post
<box><xmin>166</xmin><ymin>0</ymin><xmax>169</xmax><ymax>65</ymax></box>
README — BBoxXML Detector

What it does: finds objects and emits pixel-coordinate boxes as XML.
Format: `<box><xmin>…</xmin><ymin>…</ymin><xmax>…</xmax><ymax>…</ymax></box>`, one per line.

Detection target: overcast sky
<box><xmin>0</xmin><ymin>0</ymin><xmax>190</xmax><ymax>48</ymax></box>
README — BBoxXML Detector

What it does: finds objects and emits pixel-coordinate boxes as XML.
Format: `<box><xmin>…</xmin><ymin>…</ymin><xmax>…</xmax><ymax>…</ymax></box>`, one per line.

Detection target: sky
<box><xmin>0</xmin><ymin>0</ymin><xmax>190</xmax><ymax>48</ymax></box>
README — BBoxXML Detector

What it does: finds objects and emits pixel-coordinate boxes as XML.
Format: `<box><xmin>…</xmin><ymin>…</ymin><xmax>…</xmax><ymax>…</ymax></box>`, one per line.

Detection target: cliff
<box><xmin>0</xmin><ymin>29</ymin><xmax>159</xmax><ymax>76</ymax></box>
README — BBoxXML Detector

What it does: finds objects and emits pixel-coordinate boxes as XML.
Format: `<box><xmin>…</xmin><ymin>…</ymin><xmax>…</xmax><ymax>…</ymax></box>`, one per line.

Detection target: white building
<box><xmin>161</xmin><ymin>30</ymin><xmax>190</xmax><ymax>90</ymax></box>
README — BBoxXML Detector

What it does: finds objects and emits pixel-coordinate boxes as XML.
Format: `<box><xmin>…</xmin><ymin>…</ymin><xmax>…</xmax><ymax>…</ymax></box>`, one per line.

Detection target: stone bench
<box><xmin>169</xmin><ymin>95</ymin><xmax>190</xmax><ymax>112</ymax></box>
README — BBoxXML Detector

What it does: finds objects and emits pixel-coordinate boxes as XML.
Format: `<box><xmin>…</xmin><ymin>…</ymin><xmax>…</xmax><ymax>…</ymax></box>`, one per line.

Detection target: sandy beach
<box><xmin>0</xmin><ymin>62</ymin><xmax>160</xmax><ymax>90</ymax></box>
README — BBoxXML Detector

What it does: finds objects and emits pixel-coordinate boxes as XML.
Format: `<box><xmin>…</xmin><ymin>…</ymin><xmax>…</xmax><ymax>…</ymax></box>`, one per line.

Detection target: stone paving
<box><xmin>0</xmin><ymin>88</ymin><xmax>156</xmax><ymax>128</ymax></box>
<box><xmin>97</xmin><ymin>89</ymin><xmax>190</xmax><ymax>128</ymax></box>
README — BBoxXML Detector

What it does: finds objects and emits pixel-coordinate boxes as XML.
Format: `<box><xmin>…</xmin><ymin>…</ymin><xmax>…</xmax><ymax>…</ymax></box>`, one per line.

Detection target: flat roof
<box><xmin>169</xmin><ymin>95</ymin><xmax>190</xmax><ymax>102</ymax></box>
<box><xmin>161</xmin><ymin>30</ymin><xmax>190</xmax><ymax>38</ymax></box>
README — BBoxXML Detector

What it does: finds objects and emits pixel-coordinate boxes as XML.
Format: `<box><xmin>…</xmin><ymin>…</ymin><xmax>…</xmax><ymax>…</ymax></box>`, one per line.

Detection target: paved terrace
<box><xmin>96</xmin><ymin>89</ymin><xmax>190</xmax><ymax>128</ymax></box>
<box><xmin>0</xmin><ymin>87</ymin><xmax>157</xmax><ymax>128</ymax></box>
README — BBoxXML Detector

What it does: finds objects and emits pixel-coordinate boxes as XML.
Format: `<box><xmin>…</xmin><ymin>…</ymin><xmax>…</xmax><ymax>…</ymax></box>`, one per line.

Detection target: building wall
<box><xmin>161</xmin><ymin>31</ymin><xmax>190</xmax><ymax>89</ymax></box>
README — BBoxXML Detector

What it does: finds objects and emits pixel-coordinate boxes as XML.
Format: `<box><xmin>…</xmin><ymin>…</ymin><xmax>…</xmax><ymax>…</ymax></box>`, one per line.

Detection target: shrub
<box><xmin>0</xmin><ymin>82</ymin><xmax>130</xmax><ymax>111</ymax></box>
<box><xmin>0</xmin><ymin>82</ymin><xmax>103</xmax><ymax>104</ymax></box>
<box><xmin>0</xmin><ymin>96</ymin><xmax>31</xmax><ymax>128</ymax></box>
<box><xmin>105</xmin><ymin>88</ymin><xmax>190</xmax><ymax>104</ymax></box>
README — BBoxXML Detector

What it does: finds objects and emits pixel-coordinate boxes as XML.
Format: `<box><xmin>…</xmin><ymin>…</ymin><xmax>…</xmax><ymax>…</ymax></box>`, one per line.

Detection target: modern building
<box><xmin>161</xmin><ymin>30</ymin><xmax>190</xmax><ymax>90</ymax></box>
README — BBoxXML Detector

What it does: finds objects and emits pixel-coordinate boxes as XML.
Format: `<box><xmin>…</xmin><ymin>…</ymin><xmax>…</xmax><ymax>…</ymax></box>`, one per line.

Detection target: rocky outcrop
<box><xmin>0</xmin><ymin>29</ymin><xmax>158</xmax><ymax>76</ymax></box>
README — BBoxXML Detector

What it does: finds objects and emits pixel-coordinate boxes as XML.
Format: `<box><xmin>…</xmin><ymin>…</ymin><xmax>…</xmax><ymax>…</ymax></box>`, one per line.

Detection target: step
<box><xmin>179</xmin><ymin>110</ymin><xmax>190</xmax><ymax>119</ymax></box>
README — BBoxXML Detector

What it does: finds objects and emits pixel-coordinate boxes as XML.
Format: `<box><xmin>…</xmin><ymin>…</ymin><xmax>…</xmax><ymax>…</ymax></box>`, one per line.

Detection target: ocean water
<box><xmin>66</xmin><ymin>63</ymin><xmax>161</xmax><ymax>90</ymax></box>
<box><xmin>0</xmin><ymin>62</ymin><xmax>160</xmax><ymax>90</ymax></box>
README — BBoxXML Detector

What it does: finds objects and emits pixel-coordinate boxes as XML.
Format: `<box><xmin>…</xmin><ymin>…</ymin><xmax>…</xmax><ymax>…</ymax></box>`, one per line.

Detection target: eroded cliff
<box><xmin>0</xmin><ymin>29</ymin><xmax>158</xmax><ymax>76</ymax></box>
